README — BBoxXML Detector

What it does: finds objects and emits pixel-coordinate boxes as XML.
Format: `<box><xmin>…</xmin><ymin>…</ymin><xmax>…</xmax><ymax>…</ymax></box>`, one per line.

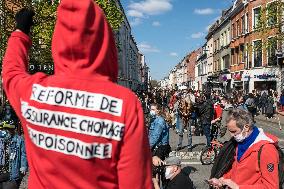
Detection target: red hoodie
<box><xmin>2</xmin><ymin>0</ymin><xmax>153</xmax><ymax>188</ymax></box>
<box><xmin>223</xmin><ymin>129</ymin><xmax>279</xmax><ymax>189</ymax></box>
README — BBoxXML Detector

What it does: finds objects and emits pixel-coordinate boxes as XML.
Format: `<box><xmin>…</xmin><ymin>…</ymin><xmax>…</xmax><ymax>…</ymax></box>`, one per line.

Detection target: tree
<box><xmin>247</xmin><ymin>0</ymin><xmax>284</xmax><ymax>63</ymax></box>
<box><xmin>0</xmin><ymin>0</ymin><xmax>124</xmax><ymax>74</ymax></box>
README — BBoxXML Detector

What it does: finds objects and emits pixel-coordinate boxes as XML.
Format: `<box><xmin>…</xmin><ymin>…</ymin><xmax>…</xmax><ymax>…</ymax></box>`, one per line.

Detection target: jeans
<box><xmin>177</xmin><ymin>120</ymin><xmax>192</xmax><ymax>149</ymax></box>
<box><xmin>201</xmin><ymin>124</ymin><xmax>211</xmax><ymax>147</ymax></box>
<box><xmin>175</xmin><ymin>113</ymin><xmax>181</xmax><ymax>133</ymax></box>
<box><xmin>261</xmin><ymin>104</ymin><xmax>267</xmax><ymax>114</ymax></box>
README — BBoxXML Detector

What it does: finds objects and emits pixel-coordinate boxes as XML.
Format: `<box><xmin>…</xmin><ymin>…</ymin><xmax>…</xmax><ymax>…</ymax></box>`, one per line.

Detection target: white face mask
<box><xmin>150</xmin><ymin>110</ymin><xmax>156</xmax><ymax>116</ymax></box>
<box><xmin>165</xmin><ymin>167</ymin><xmax>175</xmax><ymax>180</ymax></box>
<box><xmin>234</xmin><ymin>128</ymin><xmax>247</xmax><ymax>143</ymax></box>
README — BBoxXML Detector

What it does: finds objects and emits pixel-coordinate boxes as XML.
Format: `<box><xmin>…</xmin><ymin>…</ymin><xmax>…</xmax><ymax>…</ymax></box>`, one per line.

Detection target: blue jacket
<box><xmin>280</xmin><ymin>95</ymin><xmax>284</xmax><ymax>105</ymax></box>
<box><xmin>237</xmin><ymin>103</ymin><xmax>248</xmax><ymax>111</ymax></box>
<box><xmin>9</xmin><ymin>134</ymin><xmax>28</xmax><ymax>181</ymax></box>
<box><xmin>148</xmin><ymin>116</ymin><xmax>169</xmax><ymax>149</ymax></box>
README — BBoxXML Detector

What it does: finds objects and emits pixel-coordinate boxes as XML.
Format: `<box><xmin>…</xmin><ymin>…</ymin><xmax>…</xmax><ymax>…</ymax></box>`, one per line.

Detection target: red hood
<box><xmin>52</xmin><ymin>0</ymin><xmax>118</xmax><ymax>82</ymax></box>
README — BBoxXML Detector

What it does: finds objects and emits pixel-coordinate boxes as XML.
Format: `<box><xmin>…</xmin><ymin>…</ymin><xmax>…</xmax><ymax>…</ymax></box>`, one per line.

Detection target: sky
<box><xmin>120</xmin><ymin>0</ymin><xmax>235</xmax><ymax>80</ymax></box>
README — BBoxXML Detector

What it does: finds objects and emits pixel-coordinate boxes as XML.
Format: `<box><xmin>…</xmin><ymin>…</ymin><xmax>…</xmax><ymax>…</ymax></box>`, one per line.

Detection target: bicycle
<box><xmin>200</xmin><ymin>139</ymin><xmax>223</xmax><ymax>165</ymax></box>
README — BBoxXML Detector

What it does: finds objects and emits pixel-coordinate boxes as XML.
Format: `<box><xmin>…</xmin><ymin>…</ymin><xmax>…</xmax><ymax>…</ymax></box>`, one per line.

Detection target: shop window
<box><xmin>253</xmin><ymin>40</ymin><xmax>262</xmax><ymax>67</ymax></box>
<box><xmin>268</xmin><ymin>37</ymin><xmax>277</xmax><ymax>66</ymax></box>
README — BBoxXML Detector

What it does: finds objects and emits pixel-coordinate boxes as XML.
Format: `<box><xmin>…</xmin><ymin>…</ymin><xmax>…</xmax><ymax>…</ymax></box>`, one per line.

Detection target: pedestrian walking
<box><xmin>266</xmin><ymin>91</ymin><xmax>275</xmax><ymax>119</ymax></box>
<box><xmin>2</xmin><ymin>2</ymin><xmax>152</xmax><ymax>188</ymax></box>
<box><xmin>260</xmin><ymin>91</ymin><xmax>268</xmax><ymax>115</ymax></box>
<box><xmin>197</xmin><ymin>94</ymin><xmax>214</xmax><ymax>147</ymax></box>
<box><xmin>149</xmin><ymin>103</ymin><xmax>171</xmax><ymax>160</ymax></box>
<box><xmin>177</xmin><ymin>98</ymin><xmax>193</xmax><ymax>152</ymax></box>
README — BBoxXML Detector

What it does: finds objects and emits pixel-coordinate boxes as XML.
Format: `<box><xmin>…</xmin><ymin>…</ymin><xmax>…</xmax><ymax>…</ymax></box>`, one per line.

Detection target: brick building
<box><xmin>186</xmin><ymin>49</ymin><xmax>200</xmax><ymax>88</ymax></box>
<box><xmin>230</xmin><ymin>0</ymin><xmax>281</xmax><ymax>93</ymax></box>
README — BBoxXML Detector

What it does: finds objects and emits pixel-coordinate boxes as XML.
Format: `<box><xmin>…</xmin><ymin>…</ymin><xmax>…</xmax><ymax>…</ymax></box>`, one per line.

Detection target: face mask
<box><xmin>234</xmin><ymin>128</ymin><xmax>247</xmax><ymax>143</ymax></box>
<box><xmin>150</xmin><ymin>110</ymin><xmax>156</xmax><ymax>117</ymax></box>
<box><xmin>165</xmin><ymin>167</ymin><xmax>175</xmax><ymax>180</ymax></box>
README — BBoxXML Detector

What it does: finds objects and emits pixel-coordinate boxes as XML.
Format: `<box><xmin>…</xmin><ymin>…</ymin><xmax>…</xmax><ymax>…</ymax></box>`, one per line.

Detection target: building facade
<box><xmin>195</xmin><ymin>45</ymin><xmax>208</xmax><ymax>91</ymax></box>
<box><xmin>139</xmin><ymin>54</ymin><xmax>150</xmax><ymax>91</ymax></box>
<box><xmin>187</xmin><ymin>49</ymin><xmax>201</xmax><ymax>89</ymax></box>
<box><xmin>230</xmin><ymin>0</ymin><xmax>281</xmax><ymax>93</ymax></box>
<box><xmin>114</xmin><ymin>0</ymin><xmax>143</xmax><ymax>91</ymax></box>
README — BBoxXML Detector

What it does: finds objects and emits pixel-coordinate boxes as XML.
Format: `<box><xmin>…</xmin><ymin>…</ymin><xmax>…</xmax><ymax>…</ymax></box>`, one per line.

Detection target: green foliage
<box><xmin>254</xmin><ymin>0</ymin><xmax>284</xmax><ymax>48</ymax></box>
<box><xmin>95</xmin><ymin>0</ymin><xmax>124</xmax><ymax>31</ymax></box>
<box><xmin>0</xmin><ymin>0</ymin><xmax>124</xmax><ymax>75</ymax></box>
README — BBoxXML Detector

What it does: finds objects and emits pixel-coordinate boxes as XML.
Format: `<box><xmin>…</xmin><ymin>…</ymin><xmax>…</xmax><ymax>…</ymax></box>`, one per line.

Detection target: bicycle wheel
<box><xmin>200</xmin><ymin>147</ymin><xmax>217</xmax><ymax>165</ymax></box>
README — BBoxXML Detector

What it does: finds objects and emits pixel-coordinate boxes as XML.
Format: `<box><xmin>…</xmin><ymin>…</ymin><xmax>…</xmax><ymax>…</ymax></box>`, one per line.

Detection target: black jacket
<box><xmin>210</xmin><ymin>138</ymin><xmax>237</xmax><ymax>179</ymax></box>
<box><xmin>166</xmin><ymin>171</ymin><xmax>194</xmax><ymax>189</ymax></box>
<box><xmin>197</xmin><ymin>99</ymin><xmax>214</xmax><ymax>125</ymax></box>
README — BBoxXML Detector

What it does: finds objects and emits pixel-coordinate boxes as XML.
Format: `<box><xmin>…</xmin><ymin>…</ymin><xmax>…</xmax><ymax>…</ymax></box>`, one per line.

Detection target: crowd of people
<box><xmin>142</xmin><ymin>87</ymin><xmax>284</xmax><ymax>188</ymax></box>
<box><xmin>1</xmin><ymin>1</ymin><xmax>283</xmax><ymax>188</ymax></box>
<box><xmin>0</xmin><ymin>102</ymin><xmax>27</xmax><ymax>189</ymax></box>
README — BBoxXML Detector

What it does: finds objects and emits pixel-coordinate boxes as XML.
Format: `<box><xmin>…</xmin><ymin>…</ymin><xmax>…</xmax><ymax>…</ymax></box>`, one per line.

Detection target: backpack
<box><xmin>258</xmin><ymin>144</ymin><xmax>284</xmax><ymax>189</ymax></box>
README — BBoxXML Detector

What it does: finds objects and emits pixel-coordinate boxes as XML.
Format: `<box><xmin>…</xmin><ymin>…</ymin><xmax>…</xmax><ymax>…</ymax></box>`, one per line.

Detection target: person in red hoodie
<box><xmin>209</xmin><ymin>109</ymin><xmax>279</xmax><ymax>189</ymax></box>
<box><xmin>2</xmin><ymin>0</ymin><xmax>153</xmax><ymax>188</ymax></box>
<box><xmin>211</xmin><ymin>102</ymin><xmax>223</xmax><ymax>140</ymax></box>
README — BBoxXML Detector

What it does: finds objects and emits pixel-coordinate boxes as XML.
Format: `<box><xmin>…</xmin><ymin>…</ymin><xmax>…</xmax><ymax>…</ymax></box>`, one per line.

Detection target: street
<box><xmin>169</xmin><ymin>115</ymin><xmax>284</xmax><ymax>189</ymax></box>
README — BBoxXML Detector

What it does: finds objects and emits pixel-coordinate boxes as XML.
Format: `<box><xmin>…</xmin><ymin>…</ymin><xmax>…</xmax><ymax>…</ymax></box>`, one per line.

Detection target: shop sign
<box><xmin>254</xmin><ymin>73</ymin><xmax>276</xmax><ymax>80</ymax></box>
<box><xmin>233</xmin><ymin>73</ymin><xmax>242</xmax><ymax>81</ymax></box>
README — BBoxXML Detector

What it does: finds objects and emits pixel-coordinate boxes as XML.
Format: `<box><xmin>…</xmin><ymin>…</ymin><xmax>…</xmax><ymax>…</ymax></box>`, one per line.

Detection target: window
<box><xmin>253</xmin><ymin>40</ymin><xmax>262</xmax><ymax>67</ymax></box>
<box><xmin>237</xmin><ymin>20</ymin><xmax>240</xmax><ymax>36</ymax></box>
<box><xmin>245</xmin><ymin>13</ymin><xmax>249</xmax><ymax>33</ymax></box>
<box><xmin>253</xmin><ymin>7</ymin><xmax>261</xmax><ymax>29</ymax></box>
<box><xmin>228</xmin><ymin>28</ymin><xmax>230</xmax><ymax>43</ymax></box>
<box><xmin>232</xmin><ymin>23</ymin><xmax>235</xmax><ymax>38</ymax></box>
<box><xmin>236</xmin><ymin>47</ymin><xmax>239</xmax><ymax>64</ymax></box>
<box><xmin>217</xmin><ymin>38</ymin><xmax>220</xmax><ymax>50</ymax></box>
<box><xmin>267</xmin><ymin>2</ymin><xmax>277</xmax><ymax>27</ymax></box>
<box><xmin>241</xmin><ymin>45</ymin><xmax>245</xmax><ymax>62</ymax></box>
<box><xmin>221</xmin><ymin>34</ymin><xmax>224</xmax><ymax>48</ymax></box>
<box><xmin>224</xmin><ymin>31</ymin><xmax>227</xmax><ymax>46</ymax></box>
<box><xmin>223</xmin><ymin>55</ymin><xmax>230</xmax><ymax>69</ymax></box>
<box><xmin>268</xmin><ymin>37</ymin><xmax>277</xmax><ymax>66</ymax></box>
<box><xmin>231</xmin><ymin>49</ymin><xmax>235</xmax><ymax>65</ymax></box>
<box><xmin>241</xmin><ymin>16</ymin><xmax>245</xmax><ymax>34</ymax></box>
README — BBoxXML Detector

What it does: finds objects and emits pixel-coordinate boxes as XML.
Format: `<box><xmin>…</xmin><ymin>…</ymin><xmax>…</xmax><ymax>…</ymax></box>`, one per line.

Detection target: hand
<box><xmin>21</xmin><ymin>170</ymin><xmax>26</xmax><ymax>175</ymax></box>
<box><xmin>152</xmin><ymin>156</ymin><xmax>163</xmax><ymax>166</ymax></box>
<box><xmin>152</xmin><ymin>177</ymin><xmax>160</xmax><ymax>189</ymax></box>
<box><xmin>15</xmin><ymin>8</ymin><xmax>35</xmax><ymax>35</ymax></box>
<box><xmin>208</xmin><ymin>178</ymin><xmax>223</xmax><ymax>188</ymax></box>
<box><xmin>20</xmin><ymin>167</ymin><xmax>26</xmax><ymax>175</ymax></box>
<box><xmin>219</xmin><ymin>178</ymin><xmax>239</xmax><ymax>189</ymax></box>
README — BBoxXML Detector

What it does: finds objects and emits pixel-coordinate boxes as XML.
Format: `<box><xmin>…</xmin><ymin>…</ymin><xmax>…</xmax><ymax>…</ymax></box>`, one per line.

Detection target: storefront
<box><xmin>232</xmin><ymin>72</ymin><xmax>243</xmax><ymax>90</ymax></box>
<box><xmin>242</xmin><ymin>68</ymin><xmax>281</xmax><ymax>93</ymax></box>
<box><xmin>195</xmin><ymin>75</ymin><xmax>208</xmax><ymax>91</ymax></box>
<box><xmin>219</xmin><ymin>74</ymin><xmax>232</xmax><ymax>93</ymax></box>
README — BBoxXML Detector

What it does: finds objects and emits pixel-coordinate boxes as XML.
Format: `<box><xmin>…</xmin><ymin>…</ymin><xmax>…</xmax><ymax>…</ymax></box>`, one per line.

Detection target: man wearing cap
<box><xmin>163</xmin><ymin>156</ymin><xmax>194</xmax><ymax>189</ymax></box>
